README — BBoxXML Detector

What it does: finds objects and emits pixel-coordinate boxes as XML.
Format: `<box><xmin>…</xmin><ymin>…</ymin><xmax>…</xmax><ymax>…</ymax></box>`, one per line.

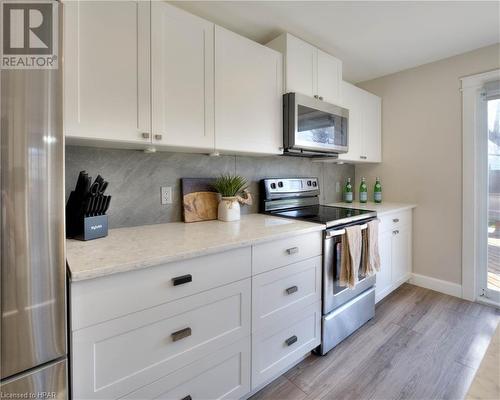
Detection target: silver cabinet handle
<box><xmin>141</xmin><ymin>132</ymin><xmax>150</xmax><ymax>139</ymax></box>
<box><xmin>392</xmin><ymin>230</ymin><xmax>399</xmax><ymax>235</ymax></box>
<box><xmin>286</xmin><ymin>247</ymin><xmax>299</xmax><ymax>255</ymax></box>
<box><xmin>154</xmin><ymin>134</ymin><xmax>162</xmax><ymax>141</ymax></box>
<box><xmin>286</xmin><ymin>285</ymin><xmax>298</xmax><ymax>295</ymax></box>
<box><xmin>319</xmin><ymin>96</ymin><xmax>324</xmax><ymax>101</ymax></box>
<box><xmin>181</xmin><ymin>396</ymin><xmax>192</xmax><ymax>400</ymax></box>
<box><xmin>314</xmin><ymin>95</ymin><xmax>319</xmax><ymax>99</ymax></box>
<box><xmin>360</xmin><ymin>156</ymin><xmax>367</xmax><ymax>159</ymax></box>
<box><xmin>171</xmin><ymin>327</ymin><xmax>191</xmax><ymax>342</ymax></box>
<box><xmin>393</xmin><ymin>218</ymin><xmax>400</xmax><ymax>223</ymax></box>
<box><xmin>285</xmin><ymin>335</ymin><xmax>298</xmax><ymax>346</ymax></box>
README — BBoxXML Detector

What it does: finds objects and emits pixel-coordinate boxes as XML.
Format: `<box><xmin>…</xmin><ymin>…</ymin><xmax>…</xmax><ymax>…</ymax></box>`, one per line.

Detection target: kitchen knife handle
<box><xmin>99</xmin><ymin>181</ymin><xmax>108</xmax><ymax>195</ymax></box>
<box><xmin>286</xmin><ymin>285</ymin><xmax>298</xmax><ymax>295</ymax></box>
<box><xmin>285</xmin><ymin>335</ymin><xmax>298</xmax><ymax>346</ymax></box>
<box><xmin>171</xmin><ymin>327</ymin><xmax>191</xmax><ymax>342</ymax></box>
<box><xmin>172</xmin><ymin>274</ymin><xmax>192</xmax><ymax>286</ymax></box>
<box><xmin>103</xmin><ymin>196</ymin><xmax>111</xmax><ymax>215</ymax></box>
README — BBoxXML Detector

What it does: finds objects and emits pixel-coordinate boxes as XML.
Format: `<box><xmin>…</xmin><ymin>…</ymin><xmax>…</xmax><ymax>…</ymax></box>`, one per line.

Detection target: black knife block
<box><xmin>77</xmin><ymin>215</ymin><xmax>108</xmax><ymax>241</ymax></box>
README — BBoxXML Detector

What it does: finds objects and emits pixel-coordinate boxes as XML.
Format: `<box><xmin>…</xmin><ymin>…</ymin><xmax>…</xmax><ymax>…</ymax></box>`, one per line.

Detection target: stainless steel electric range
<box><xmin>260</xmin><ymin>177</ymin><xmax>377</xmax><ymax>355</ymax></box>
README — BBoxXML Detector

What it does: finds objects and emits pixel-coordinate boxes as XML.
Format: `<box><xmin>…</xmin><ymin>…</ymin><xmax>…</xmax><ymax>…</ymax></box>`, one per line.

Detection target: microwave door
<box><xmin>287</xmin><ymin>93</ymin><xmax>349</xmax><ymax>153</ymax></box>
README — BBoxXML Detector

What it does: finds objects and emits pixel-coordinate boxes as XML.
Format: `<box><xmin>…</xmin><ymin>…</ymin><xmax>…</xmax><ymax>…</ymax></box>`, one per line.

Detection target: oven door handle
<box><xmin>325</xmin><ymin>218</ymin><xmax>381</xmax><ymax>238</ymax></box>
<box><xmin>326</xmin><ymin>223</ymin><xmax>369</xmax><ymax>238</ymax></box>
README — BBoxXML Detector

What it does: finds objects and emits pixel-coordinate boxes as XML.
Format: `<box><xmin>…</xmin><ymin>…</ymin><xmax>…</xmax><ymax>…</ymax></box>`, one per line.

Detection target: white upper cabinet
<box><xmin>282</xmin><ymin>34</ymin><xmax>316</xmax><ymax>97</ymax></box>
<box><xmin>267</xmin><ymin>33</ymin><xmax>342</xmax><ymax>105</ymax></box>
<box><xmin>338</xmin><ymin>81</ymin><xmax>382</xmax><ymax>163</ymax></box>
<box><xmin>215</xmin><ymin>26</ymin><xmax>283</xmax><ymax>155</ymax></box>
<box><xmin>362</xmin><ymin>91</ymin><xmax>382</xmax><ymax>162</ymax></box>
<box><xmin>151</xmin><ymin>2</ymin><xmax>214</xmax><ymax>151</ymax></box>
<box><xmin>63</xmin><ymin>0</ymin><xmax>151</xmax><ymax>144</ymax></box>
<box><xmin>316</xmin><ymin>49</ymin><xmax>342</xmax><ymax>104</ymax></box>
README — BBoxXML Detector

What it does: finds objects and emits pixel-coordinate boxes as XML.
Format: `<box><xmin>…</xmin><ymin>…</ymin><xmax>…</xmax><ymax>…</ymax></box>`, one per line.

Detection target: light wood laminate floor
<box><xmin>251</xmin><ymin>284</ymin><xmax>500</xmax><ymax>400</ymax></box>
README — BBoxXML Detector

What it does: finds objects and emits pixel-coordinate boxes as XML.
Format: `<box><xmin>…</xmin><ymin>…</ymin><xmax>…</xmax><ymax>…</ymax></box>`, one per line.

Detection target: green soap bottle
<box><xmin>344</xmin><ymin>178</ymin><xmax>353</xmax><ymax>203</ymax></box>
<box><xmin>374</xmin><ymin>177</ymin><xmax>382</xmax><ymax>203</ymax></box>
<box><xmin>359</xmin><ymin>177</ymin><xmax>368</xmax><ymax>203</ymax></box>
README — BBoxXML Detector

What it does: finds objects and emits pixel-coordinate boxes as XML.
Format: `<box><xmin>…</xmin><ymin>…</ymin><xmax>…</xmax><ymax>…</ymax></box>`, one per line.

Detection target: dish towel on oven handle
<box><xmin>362</xmin><ymin>219</ymin><xmax>381</xmax><ymax>277</ymax></box>
<box><xmin>339</xmin><ymin>225</ymin><xmax>362</xmax><ymax>289</ymax></box>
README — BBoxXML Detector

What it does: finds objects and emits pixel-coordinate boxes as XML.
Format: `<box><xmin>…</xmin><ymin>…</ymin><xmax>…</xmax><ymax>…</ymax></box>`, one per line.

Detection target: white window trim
<box><xmin>461</xmin><ymin>69</ymin><xmax>500</xmax><ymax>301</ymax></box>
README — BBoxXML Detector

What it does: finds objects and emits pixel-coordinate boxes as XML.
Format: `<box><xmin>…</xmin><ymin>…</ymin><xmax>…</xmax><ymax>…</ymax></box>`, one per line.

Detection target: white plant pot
<box><xmin>218</xmin><ymin>197</ymin><xmax>240</xmax><ymax>222</ymax></box>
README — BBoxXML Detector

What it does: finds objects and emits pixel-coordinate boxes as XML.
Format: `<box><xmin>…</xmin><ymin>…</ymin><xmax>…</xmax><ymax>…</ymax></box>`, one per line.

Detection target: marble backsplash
<box><xmin>65</xmin><ymin>146</ymin><xmax>354</xmax><ymax>229</ymax></box>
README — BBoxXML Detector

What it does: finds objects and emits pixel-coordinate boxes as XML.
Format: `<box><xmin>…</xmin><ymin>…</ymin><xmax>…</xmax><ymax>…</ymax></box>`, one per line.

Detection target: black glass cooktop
<box><xmin>270</xmin><ymin>205</ymin><xmax>376</xmax><ymax>227</ymax></box>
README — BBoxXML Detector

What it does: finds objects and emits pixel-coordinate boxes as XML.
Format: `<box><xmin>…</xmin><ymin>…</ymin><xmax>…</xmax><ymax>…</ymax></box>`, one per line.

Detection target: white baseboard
<box><xmin>409</xmin><ymin>273</ymin><xmax>462</xmax><ymax>298</ymax></box>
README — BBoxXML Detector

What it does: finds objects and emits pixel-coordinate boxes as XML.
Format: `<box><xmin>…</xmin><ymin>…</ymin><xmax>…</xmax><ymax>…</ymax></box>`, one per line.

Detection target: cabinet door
<box><xmin>362</xmin><ymin>91</ymin><xmax>382</xmax><ymax>162</ymax></box>
<box><xmin>215</xmin><ymin>26</ymin><xmax>282</xmax><ymax>155</ymax></box>
<box><xmin>64</xmin><ymin>0</ymin><xmax>150</xmax><ymax>143</ymax></box>
<box><xmin>317</xmin><ymin>49</ymin><xmax>342</xmax><ymax>104</ymax></box>
<box><xmin>151</xmin><ymin>1</ymin><xmax>214</xmax><ymax>151</ymax></box>
<box><xmin>285</xmin><ymin>34</ymin><xmax>316</xmax><ymax>97</ymax></box>
<box><xmin>338</xmin><ymin>81</ymin><xmax>363</xmax><ymax>161</ymax></box>
<box><xmin>391</xmin><ymin>226</ymin><xmax>412</xmax><ymax>285</ymax></box>
<box><xmin>376</xmin><ymin>230</ymin><xmax>392</xmax><ymax>303</ymax></box>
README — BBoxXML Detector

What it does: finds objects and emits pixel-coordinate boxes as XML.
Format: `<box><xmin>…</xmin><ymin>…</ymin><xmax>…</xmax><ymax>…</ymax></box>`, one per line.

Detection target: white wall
<box><xmin>356</xmin><ymin>43</ymin><xmax>500</xmax><ymax>285</ymax></box>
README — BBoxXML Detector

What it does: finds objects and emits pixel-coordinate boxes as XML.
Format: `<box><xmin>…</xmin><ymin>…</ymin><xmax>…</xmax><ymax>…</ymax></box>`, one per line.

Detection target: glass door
<box><xmin>480</xmin><ymin>82</ymin><xmax>500</xmax><ymax>304</ymax></box>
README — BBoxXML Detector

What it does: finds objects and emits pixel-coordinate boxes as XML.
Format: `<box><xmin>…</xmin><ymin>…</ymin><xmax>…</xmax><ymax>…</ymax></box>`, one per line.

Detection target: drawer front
<box><xmin>252</xmin><ymin>257</ymin><xmax>321</xmax><ymax>333</ymax></box>
<box><xmin>72</xmin><ymin>279</ymin><xmax>251</xmax><ymax>399</ymax></box>
<box><xmin>71</xmin><ymin>246</ymin><xmax>251</xmax><ymax>330</ymax></box>
<box><xmin>122</xmin><ymin>337</ymin><xmax>251</xmax><ymax>400</ymax></box>
<box><xmin>251</xmin><ymin>301</ymin><xmax>321</xmax><ymax>389</ymax></box>
<box><xmin>379</xmin><ymin>210</ymin><xmax>412</xmax><ymax>233</ymax></box>
<box><xmin>252</xmin><ymin>231</ymin><xmax>322</xmax><ymax>275</ymax></box>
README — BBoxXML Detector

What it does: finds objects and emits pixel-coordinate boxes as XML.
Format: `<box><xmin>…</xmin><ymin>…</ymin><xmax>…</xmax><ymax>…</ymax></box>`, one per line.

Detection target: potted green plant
<box><xmin>212</xmin><ymin>174</ymin><xmax>248</xmax><ymax>221</ymax></box>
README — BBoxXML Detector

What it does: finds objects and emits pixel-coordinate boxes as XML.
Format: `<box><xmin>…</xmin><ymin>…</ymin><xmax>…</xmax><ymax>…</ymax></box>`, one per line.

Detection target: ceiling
<box><xmin>171</xmin><ymin>1</ymin><xmax>500</xmax><ymax>83</ymax></box>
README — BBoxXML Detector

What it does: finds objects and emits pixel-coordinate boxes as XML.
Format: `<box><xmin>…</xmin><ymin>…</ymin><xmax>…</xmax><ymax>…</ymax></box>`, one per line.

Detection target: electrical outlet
<box><xmin>160</xmin><ymin>186</ymin><xmax>172</xmax><ymax>205</ymax></box>
<box><xmin>335</xmin><ymin>182</ymin><xmax>340</xmax><ymax>193</ymax></box>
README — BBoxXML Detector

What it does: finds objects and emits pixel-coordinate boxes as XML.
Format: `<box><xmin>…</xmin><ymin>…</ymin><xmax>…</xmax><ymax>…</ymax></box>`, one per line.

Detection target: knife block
<box><xmin>76</xmin><ymin>215</ymin><xmax>108</xmax><ymax>241</ymax></box>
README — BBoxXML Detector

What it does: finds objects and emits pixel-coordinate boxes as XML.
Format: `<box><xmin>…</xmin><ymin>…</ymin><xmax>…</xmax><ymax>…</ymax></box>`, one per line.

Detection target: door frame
<box><xmin>461</xmin><ymin>69</ymin><xmax>500</xmax><ymax>303</ymax></box>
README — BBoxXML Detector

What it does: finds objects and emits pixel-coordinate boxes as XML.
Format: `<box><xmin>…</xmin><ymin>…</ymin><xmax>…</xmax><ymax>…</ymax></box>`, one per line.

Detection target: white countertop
<box><xmin>326</xmin><ymin>201</ymin><xmax>416</xmax><ymax>216</ymax></box>
<box><xmin>66</xmin><ymin>214</ymin><xmax>325</xmax><ymax>282</ymax></box>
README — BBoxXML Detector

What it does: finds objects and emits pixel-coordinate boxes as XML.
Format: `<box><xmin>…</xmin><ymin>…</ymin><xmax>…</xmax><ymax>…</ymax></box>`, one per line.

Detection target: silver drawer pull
<box><xmin>286</xmin><ymin>285</ymin><xmax>298</xmax><ymax>295</ymax></box>
<box><xmin>286</xmin><ymin>247</ymin><xmax>299</xmax><ymax>255</ymax></box>
<box><xmin>360</xmin><ymin>155</ymin><xmax>367</xmax><ymax>159</ymax></box>
<box><xmin>392</xmin><ymin>230</ymin><xmax>399</xmax><ymax>235</ymax></box>
<box><xmin>285</xmin><ymin>335</ymin><xmax>298</xmax><ymax>346</ymax></box>
<box><xmin>154</xmin><ymin>134</ymin><xmax>162</xmax><ymax>141</ymax></box>
<box><xmin>141</xmin><ymin>132</ymin><xmax>150</xmax><ymax>139</ymax></box>
<box><xmin>393</xmin><ymin>218</ymin><xmax>400</xmax><ymax>223</ymax></box>
<box><xmin>171</xmin><ymin>327</ymin><xmax>191</xmax><ymax>342</ymax></box>
<box><xmin>181</xmin><ymin>396</ymin><xmax>192</xmax><ymax>400</ymax></box>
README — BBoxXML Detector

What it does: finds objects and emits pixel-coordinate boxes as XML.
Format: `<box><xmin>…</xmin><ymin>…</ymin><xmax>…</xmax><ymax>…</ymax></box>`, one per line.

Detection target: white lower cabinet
<box><xmin>72</xmin><ymin>279</ymin><xmax>251</xmax><ymax>399</ymax></box>
<box><xmin>121</xmin><ymin>337</ymin><xmax>251</xmax><ymax>400</ymax></box>
<box><xmin>251</xmin><ymin>301</ymin><xmax>321</xmax><ymax>390</ymax></box>
<box><xmin>70</xmin><ymin>232</ymin><xmax>322</xmax><ymax>399</ymax></box>
<box><xmin>375</xmin><ymin>210</ymin><xmax>413</xmax><ymax>303</ymax></box>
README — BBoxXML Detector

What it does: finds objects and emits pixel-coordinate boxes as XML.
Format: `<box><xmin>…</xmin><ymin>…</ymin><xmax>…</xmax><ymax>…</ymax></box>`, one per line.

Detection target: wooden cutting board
<box><xmin>181</xmin><ymin>178</ymin><xmax>219</xmax><ymax>223</ymax></box>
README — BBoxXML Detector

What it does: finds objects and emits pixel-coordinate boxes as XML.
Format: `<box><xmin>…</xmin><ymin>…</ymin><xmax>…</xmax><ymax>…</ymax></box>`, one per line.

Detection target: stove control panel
<box><xmin>261</xmin><ymin>177</ymin><xmax>320</xmax><ymax>200</ymax></box>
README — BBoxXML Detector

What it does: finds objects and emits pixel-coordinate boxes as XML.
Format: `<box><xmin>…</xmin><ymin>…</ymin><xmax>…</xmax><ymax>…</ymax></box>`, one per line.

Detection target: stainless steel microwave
<box><xmin>283</xmin><ymin>92</ymin><xmax>349</xmax><ymax>156</ymax></box>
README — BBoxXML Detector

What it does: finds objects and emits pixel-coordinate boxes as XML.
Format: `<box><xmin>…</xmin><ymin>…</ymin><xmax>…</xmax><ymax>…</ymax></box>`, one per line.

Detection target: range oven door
<box><xmin>284</xmin><ymin>92</ymin><xmax>348</xmax><ymax>154</ymax></box>
<box><xmin>323</xmin><ymin>223</ymin><xmax>376</xmax><ymax>315</ymax></box>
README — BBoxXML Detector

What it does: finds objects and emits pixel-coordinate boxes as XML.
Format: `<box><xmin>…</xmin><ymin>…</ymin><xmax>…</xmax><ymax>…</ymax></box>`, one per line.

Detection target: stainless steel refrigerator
<box><xmin>0</xmin><ymin>1</ymin><xmax>67</xmax><ymax>397</ymax></box>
